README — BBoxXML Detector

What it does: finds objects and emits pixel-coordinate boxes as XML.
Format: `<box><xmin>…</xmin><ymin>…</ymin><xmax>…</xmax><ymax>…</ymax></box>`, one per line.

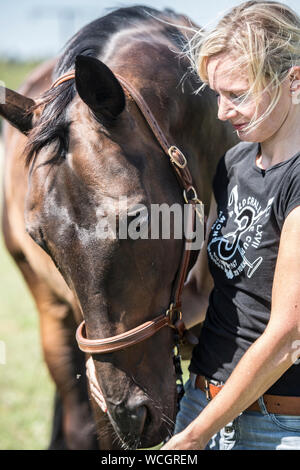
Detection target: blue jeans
<box><xmin>174</xmin><ymin>376</ymin><xmax>300</xmax><ymax>450</ymax></box>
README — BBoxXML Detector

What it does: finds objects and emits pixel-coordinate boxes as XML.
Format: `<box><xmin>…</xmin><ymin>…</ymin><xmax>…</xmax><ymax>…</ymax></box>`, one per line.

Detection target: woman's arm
<box><xmin>180</xmin><ymin>194</ymin><xmax>217</xmax><ymax>329</ymax></box>
<box><xmin>162</xmin><ymin>205</ymin><xmax>300</xmax><ymax>450</ymax></box>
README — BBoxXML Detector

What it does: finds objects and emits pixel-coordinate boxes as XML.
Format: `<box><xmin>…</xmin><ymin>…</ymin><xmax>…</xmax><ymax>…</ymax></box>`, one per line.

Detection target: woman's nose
<box><xmin>217</xmin><ymin>96</ymin><xmax>238</xmax><ymax>121</ymax></box>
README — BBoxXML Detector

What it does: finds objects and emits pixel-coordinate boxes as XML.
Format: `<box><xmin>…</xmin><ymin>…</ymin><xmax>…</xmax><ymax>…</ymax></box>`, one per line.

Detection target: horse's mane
<box><xmin>24</xmin><ymin>6</ymin><xmax>189</xmax><ymax>167</ymax></box>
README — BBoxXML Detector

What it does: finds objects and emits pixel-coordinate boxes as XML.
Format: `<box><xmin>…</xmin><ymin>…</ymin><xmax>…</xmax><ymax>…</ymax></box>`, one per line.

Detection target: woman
<box><xmin>162</xmin><ymin>0</ymin><xmax>300</xmax><ymax>450</ymax></box>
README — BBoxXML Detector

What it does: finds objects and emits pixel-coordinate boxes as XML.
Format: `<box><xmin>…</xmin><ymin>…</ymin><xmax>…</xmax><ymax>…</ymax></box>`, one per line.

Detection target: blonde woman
<box><xmin>162</xmin><ymin>0</ymin><xmax>300</xmax><ymax>450</ymax></box>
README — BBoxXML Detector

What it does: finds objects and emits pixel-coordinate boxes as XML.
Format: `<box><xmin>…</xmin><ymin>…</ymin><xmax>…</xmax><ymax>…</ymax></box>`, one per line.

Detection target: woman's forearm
<box><xmin>186</xmin><ymin>326</ymin><xmax>297</xmax><ymax>448</ymax></box>
<box><xmin>166</xmin><ymin>325</ymin><xmax>299</xmax><ymax>450</ymax></box>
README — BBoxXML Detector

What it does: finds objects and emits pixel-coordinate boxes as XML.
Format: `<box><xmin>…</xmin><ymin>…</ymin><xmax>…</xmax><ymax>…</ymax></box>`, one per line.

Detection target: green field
<box><xmin>0</xmin><ymin>60</ymin><xmax>42</xmax><ymax>92</ymax></box>
<box><xmin>0</xmin><ymin>60</ymin><xmax>189</xmax><ymax>450</ymax></box>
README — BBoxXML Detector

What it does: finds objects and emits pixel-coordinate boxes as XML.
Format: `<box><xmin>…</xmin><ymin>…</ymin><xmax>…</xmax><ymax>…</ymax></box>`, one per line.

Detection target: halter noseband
<box><xmin>51</xmin><ymin>69</ymin><xmax>203</xmax><ymax>354</ymax></box>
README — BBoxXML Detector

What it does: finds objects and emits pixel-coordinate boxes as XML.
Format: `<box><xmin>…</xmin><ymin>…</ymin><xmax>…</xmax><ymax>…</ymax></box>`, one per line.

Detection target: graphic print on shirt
<box><xmin>208</xmin><ymin>185</ymin><xmax>274</xmax><ymax>279</ymax></box>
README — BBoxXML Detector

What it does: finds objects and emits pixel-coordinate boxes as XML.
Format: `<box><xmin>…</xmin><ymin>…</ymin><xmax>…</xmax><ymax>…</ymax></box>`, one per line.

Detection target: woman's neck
<box><xmin>260</xmin><ymin>102</ymin><xmax>300</xmax><ymax>169</ymax></box>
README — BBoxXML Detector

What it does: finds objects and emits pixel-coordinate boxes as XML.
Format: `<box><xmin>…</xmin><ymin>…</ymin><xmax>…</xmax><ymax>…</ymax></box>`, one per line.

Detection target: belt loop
<box><xmin>190</xmin><ymin>372</ymin><xmax>197</xmax><ymax>388</ymax></box>
<box><xmin>258</xmin><ymin>396</ymin><xmax>268</xmax><ymax>415</ymax></box>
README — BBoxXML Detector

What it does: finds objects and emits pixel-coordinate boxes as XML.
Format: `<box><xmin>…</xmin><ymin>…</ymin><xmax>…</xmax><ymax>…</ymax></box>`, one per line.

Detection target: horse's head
<box><xmin>1</xmin><ymin>55</ymin><xmax>187</xmax><ymax>447</ymax></box>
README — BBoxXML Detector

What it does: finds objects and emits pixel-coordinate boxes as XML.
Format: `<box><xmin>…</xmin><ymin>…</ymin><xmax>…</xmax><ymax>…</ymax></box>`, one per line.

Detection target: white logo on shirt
<box><xmin>208</xmin><ymin>185</ymin><xmax>274</xmax><ymax>279</ymax></box>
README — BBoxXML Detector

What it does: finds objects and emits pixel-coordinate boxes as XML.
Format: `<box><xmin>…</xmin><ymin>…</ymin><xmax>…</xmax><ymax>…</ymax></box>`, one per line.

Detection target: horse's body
<box><xmin>1</xmin><ymin>6</ymin><xmax>237</xmax><ymax>449</ymax></box>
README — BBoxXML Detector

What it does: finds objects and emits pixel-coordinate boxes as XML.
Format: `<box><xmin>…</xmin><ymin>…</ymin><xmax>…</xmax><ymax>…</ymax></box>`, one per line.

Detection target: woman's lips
<box><xmin>233</xmin><ymin>123</ymin><xmax>247</xmax><ymax>130</ymax></box>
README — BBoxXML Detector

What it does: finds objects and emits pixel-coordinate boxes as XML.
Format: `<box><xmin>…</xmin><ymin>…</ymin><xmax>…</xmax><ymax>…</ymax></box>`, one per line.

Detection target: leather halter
<box><xmin>51</xmin><ymin>69</ymin><xmax>203</xmax><ymax>354</ymax></box>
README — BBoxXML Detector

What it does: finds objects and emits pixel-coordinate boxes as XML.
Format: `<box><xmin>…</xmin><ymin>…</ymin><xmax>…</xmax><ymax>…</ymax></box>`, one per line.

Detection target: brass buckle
<box><xmin>204</xmin><ymin>378</ymin><xmax>211</xmax><ymax>401</ymax></box>
<box><xmin>168</xmin><ymin>146</ymin><xmax>187</xmax><ymax>169</ymax></box>
<box><xmin>166</xmin><ymin>302</ymin><xmax>182</xmax><ymax>327</ymax></box>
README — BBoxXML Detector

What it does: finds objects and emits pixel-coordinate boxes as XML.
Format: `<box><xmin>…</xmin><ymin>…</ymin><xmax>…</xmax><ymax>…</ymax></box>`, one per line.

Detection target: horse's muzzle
<box><xmin>109</xmin><ymin>401</ymin><xmax>148</xmax><ymax>448</ymax></box>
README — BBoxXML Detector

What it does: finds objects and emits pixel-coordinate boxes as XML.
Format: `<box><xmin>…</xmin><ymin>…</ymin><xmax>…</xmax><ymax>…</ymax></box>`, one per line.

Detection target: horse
<box><xmin>0</xmin><ymin>6</ymin><xmax>237</xmax><ymax>449</ymax></box>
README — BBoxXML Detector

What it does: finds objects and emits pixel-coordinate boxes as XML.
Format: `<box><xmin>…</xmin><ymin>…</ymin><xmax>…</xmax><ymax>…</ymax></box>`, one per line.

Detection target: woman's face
<box><xmin>206</xmin><ymin>54</ymin><xmax>292</xmax><ymax>143</ymax></box>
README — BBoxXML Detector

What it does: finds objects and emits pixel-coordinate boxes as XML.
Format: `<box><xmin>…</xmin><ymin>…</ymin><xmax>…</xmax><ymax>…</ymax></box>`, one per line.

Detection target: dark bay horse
<box><xmin>0</xmin><ymin>6</ymin><xmax>237</xmax><ymax>449</ymax></box>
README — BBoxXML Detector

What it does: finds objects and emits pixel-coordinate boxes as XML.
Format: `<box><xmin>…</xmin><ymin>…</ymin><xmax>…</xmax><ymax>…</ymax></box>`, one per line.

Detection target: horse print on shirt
<box><xmin>208</xmin><ymin>185</ymin><xmax>274</xmax><ymax>279</ymax></box>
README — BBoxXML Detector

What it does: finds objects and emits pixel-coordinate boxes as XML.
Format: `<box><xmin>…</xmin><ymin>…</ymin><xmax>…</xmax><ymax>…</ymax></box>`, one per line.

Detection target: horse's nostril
<box><xmin>133</xmin><ymin>405</ymin><xmax>147</xmax><ymax>430</ymax></box>
<box><xmin>112</xmin><ymin>404</ymin><xmax>148</xmax><ymax>436</ymax></box>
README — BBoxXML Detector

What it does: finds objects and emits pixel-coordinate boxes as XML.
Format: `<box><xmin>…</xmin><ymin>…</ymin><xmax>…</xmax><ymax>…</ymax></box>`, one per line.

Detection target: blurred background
<box><xmin>1</xmin><ymin>0</ymin><xmax>300</xmax><ymax>450</ymax></box>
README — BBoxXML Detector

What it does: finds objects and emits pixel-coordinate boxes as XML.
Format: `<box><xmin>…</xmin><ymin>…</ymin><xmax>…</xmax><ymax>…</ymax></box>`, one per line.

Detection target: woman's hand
<box><xmin>161</xmin><ymin>429</ymin><xmax>205</xmax><ymax>450</ymax></box>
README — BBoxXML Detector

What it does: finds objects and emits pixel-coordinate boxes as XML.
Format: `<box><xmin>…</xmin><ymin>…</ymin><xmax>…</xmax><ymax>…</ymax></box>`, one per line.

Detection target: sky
<box><xmin>1</xmin><ymin>0</ymin><xmax>300</xmax><ymax>60</ymax></box>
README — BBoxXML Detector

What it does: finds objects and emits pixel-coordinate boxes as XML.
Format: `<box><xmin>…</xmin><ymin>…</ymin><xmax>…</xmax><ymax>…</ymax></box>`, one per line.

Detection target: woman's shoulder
<box><xmin>213</xmin><ymin>142</ymin><xmax>256</xmax><ymax>194</ymax></box>
<box><xmin>213</xmin><ymin>142</ymin><xmax>257</xmax><ymax>181</ymax></box>
<box><xmin>272</xmin><ymin>153</ymin><xmax>300</xmax><ymax>225</ymax></box>
<box><xmin>223</xmin><ymin>141</ymin><xmax>257</xmax><ymax>168</ymax></box>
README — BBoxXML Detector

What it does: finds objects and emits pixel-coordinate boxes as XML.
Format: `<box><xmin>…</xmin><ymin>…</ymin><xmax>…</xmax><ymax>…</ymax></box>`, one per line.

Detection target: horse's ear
<box><xmin>0</xmin><ymin>86</ymin><xmax>35</xmax><ymax>134</ymax></box>
<box><xmin>75</xmin><ymin>55</ymin><xmax>125</xmax><ymax>120</ymax></box>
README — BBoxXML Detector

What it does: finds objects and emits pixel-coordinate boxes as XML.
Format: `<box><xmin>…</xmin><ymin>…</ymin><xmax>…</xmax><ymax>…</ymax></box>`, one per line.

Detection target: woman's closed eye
<box><xmin>229</xmin><ymin>92</ymin><xmax>248</xmax><ymax>104</ymax></box>
<box><xmin>213</xmin><ymin>91</ymin><xmax>247</xmax><ymax>104</ymax></box>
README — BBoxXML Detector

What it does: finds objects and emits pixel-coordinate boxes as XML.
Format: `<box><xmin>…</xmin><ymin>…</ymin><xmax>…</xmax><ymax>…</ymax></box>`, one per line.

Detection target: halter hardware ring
<box><xmin>168</xmin><ymin>146</ymin><xmax>187</xmax><ymax>169</ymax></box>
<box><xmin>166</xmin><ymin>302</ymin><xmax>182</xmax><ymax>328</ymax></box>
<box><xmin>183</xmin><ymin>186</ymin><xmax>205</xmax><ymax>224</ymax></box>
<box><xmin>183</xmin><ymin>186</ymin><xmax>200</xmax><ymax>204</ymax></box>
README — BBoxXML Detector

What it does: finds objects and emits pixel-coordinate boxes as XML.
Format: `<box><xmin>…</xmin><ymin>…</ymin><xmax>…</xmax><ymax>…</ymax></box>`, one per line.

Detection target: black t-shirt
<box><xmin>190</xmin><ymin>141</ymin><xmax>300</xmax><ymax>396</ymax></box>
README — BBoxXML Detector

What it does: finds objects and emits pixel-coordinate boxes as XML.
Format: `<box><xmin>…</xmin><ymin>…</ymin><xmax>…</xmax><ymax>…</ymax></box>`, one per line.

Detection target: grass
<box><xmin>0</xmin><ymin>60</ymin><xmax>190</xmax><ymax>450</ymax></box>
<box><xmin>0</xmin><ymin>59</ymin><xmax>42</xmax><ymax>91</ymax></box>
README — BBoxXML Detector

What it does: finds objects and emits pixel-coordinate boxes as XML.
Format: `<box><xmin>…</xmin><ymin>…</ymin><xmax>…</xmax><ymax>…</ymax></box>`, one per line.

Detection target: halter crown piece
<box><xmin>51</xmin><ymin>69</ymin><xmax>202</xmax><ymax>354</ymax></box>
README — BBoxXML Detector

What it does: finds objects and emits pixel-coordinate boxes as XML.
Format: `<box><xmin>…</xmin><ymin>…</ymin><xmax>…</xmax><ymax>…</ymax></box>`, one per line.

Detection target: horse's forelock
<box><xmin>24</xmin><ymin>80</ymin><xmax>75</xmax><ymax>167</ymax></box>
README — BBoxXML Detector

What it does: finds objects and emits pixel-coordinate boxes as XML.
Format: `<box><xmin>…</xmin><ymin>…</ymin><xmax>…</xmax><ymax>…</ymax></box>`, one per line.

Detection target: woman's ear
<box><xmin>289</xmin><ymin>66</ymin><xmax>300</xmax><ymax>93</ymax></box>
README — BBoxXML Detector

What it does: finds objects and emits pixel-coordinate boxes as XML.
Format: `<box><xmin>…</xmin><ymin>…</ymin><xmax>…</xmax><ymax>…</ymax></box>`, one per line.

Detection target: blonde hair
<box><xmin>187</xmin><ymin>1</ymin><xmax>300</xmax><ymax>132</ymax></box>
